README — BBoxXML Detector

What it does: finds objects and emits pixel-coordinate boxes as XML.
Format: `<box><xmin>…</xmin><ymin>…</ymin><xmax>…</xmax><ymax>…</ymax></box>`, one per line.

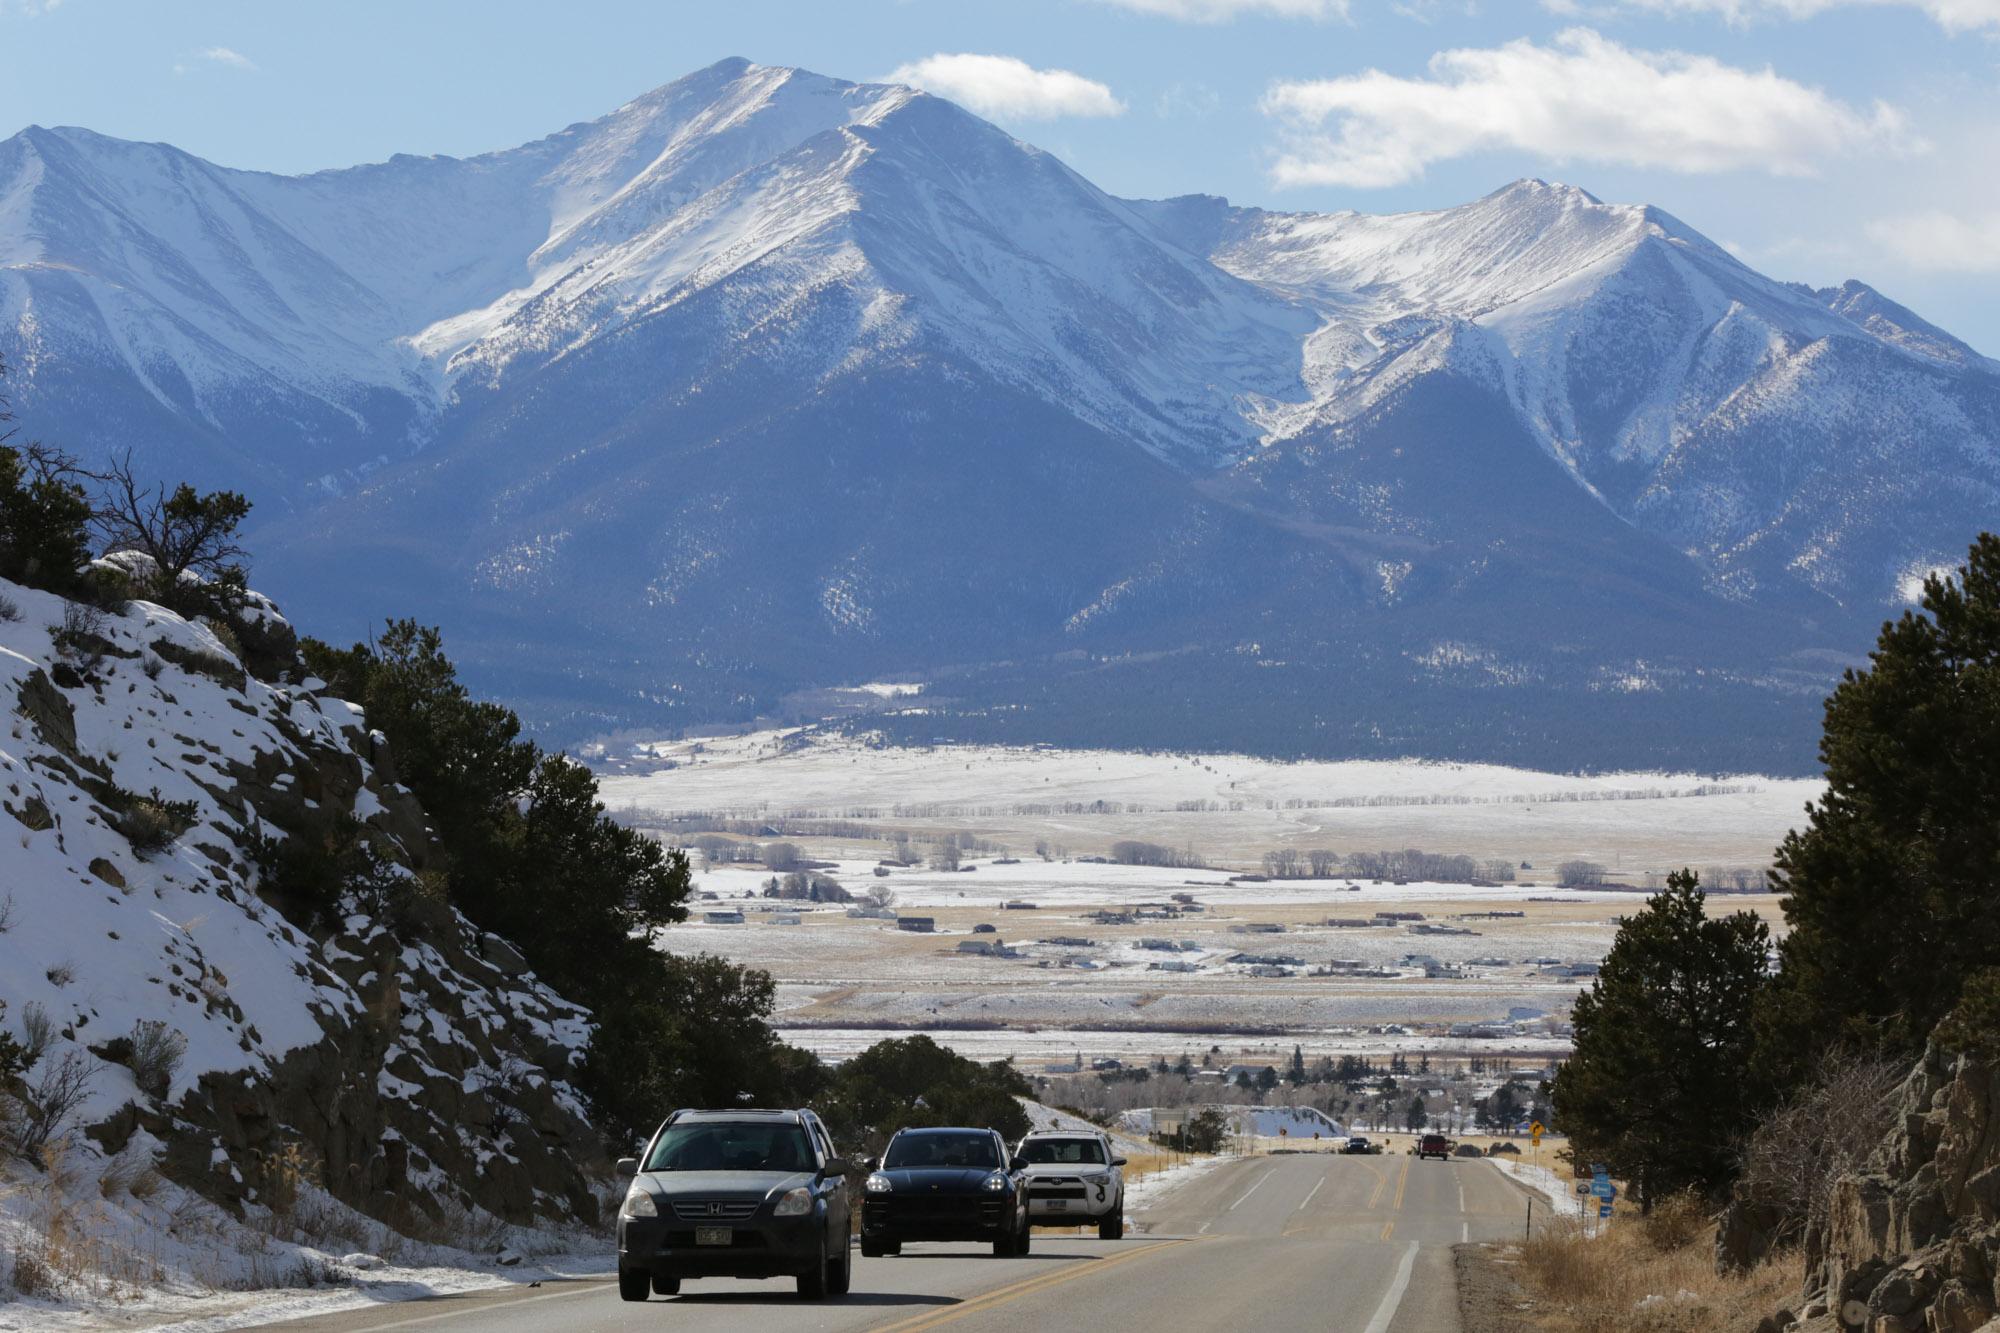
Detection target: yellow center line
<box><xmin>1363</xmin><ymin>1163</ymin><xmax>1390</xmax><ymax>1209</ymax></box>
<box><xmin>1380</xmin><ymin>1219</ymin><xmax>1395</xmax><ymax>1241</ymax></box>
<box><xmin>1390</xmin><ymin>1157</ymin><xmax>1410</xmax><ymax>1213</ymax></box>
<box><xmin>875</xmin><ymin>1239</ymin><xmax>1192</xmax><ymax>1333</ymax></box>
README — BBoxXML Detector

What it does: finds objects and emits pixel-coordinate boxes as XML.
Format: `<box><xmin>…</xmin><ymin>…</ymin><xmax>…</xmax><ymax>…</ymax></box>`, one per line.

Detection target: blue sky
<box><xmin>4</xmin><ymin>0</ymin><xmax>1998</xmax><ymax>352</ymax></box>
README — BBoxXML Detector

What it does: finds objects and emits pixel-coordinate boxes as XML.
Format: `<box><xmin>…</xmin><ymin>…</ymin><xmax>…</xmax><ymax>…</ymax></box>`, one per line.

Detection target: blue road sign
<box><xmin>1599</xmin><ymin>1203</ymin><xmax>1613</xmax><ymax>1219</ymax></box>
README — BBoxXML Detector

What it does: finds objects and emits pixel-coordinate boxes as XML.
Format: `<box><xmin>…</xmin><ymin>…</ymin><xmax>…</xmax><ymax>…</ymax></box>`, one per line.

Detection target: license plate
<box><xmin>1045</xmin><ymin>1200</ymin><xmax>1068</xmax><ymax>1211</ymax></box>
<box><xmin>694</xmin><ymin>1227</ymin><xmax>732</xmax><ymax>1246</ymax></box>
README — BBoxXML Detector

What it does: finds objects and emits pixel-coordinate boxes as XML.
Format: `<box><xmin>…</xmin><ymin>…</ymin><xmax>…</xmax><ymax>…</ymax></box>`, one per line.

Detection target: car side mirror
<box><xmin>821</xmin><ymin>1158</ymin><xmax>854</xmax><ymax>1178</ymax></box>
<box><xmin>861</xmin><ymin>1156</ymin><xmax>879</xmax><ymax>1172</ymax></box>
<box><xmin>1010</xmin><ymin>1156</ymin><xmax>1027</xmax><ymax>1171</ymax></box>
<box><xmin>1112</xmin><ymin>1157</ymin><xmax>1128</xmax><ymax>1167</ymax></box>
<box><xmin>616</xmin><ymin>1157</ymin><xmax>639</xmax><ymax>1178</ymax></box>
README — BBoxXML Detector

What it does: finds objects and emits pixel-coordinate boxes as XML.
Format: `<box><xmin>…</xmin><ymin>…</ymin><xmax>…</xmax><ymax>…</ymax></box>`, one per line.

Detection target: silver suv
<box><xmin>1014</xmin><ymin>1129</ymin><xmax>1128</xmax><ymax>1239</ymax></box>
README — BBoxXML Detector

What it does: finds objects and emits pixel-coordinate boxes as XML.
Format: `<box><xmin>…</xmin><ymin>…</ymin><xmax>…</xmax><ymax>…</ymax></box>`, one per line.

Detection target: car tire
<box><xmin>828</xmin><ymin>1242</ymin><xmax>852</xmax><ymax>1296</ymax></box>
<box><xmin>1016</xmin><ymin>1219</ymin><xmax>1031</xmax><ymax>1255</ymax></box>
<box><xmin>861</xmin><ymin>1237</ymin><xmax>884</xmax><ymax>1258</ymax></box>
<box><xmin>617</xmin><ymin>1267</ymin><xmax>650</xmax><ymax>1302</ymax></box>
<box><xmin>1099</xmin><ymin>1209</ymin><xmax>1124</xmax><ymax>1241</ymax></box>
<box><xmin>886</xmin><ymin>1241</ymin><xmax>902</xmax><ymax>1256</ymax></box>
<box><xmin>651</xmin><ymin>1274</ymin><xmax>680</xmax><ymax>1296</ymax></box>
<box><xmin>993</xmin><ymin>1232</ymin><xmax>1012</xmax><ymax>1257</ymax></box>
<box><xmin>797</xmin><ymin>1243</ymin><xmax>830</xmax><ymax>1300</ymax></box>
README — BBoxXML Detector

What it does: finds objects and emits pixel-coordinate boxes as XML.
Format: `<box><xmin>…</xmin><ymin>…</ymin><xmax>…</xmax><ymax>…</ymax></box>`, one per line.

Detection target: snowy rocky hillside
<box><xmin>0</xmin><ymin>565</ymin><xmax>604</xmax><ymax>1247</ymax></box>
<box><xmin>3</xmin><ymin>58</ymin><xmax>1994</xmax><ymax>768</ymax></box>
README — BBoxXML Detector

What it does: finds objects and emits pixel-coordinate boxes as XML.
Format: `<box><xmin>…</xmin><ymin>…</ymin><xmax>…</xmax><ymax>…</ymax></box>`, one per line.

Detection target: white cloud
<box><xmin>174</xmin><ymin>46</ymin><xmax>257</xmax><ymax>75</ymax></box>
<box><xmin>1543</xmin><ymin>0</ymin><xmax>2000</xmax><ymax>34</ymax></box>
<box><xmin>1092</xmin><ymin>0</ymin><xmax>1349</xmax><ymax>17</ymax></box>
<box><xmin>1156</xmin><ymin>81</ymin><xmax>1223</xmax><ymax>118</ymax></box>
<box><xmin>1866</xmin><ymin>210</ymin><xmax>2000</xmax><ymax>272</ymax></box>
<box><xmin>1261</xmin><ymin>27</ymin><xmax>1918</xmax><ymax>188</ymax></box>
<box><xmin>886</xmin><ymin>54</ymin><xmax>1125</xmax><ymax>120</ymax></box>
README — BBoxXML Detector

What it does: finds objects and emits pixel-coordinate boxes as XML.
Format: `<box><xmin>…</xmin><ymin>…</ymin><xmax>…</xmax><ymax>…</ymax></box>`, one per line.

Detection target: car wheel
<box><xmin>861</xmin><ymin>1237</ymin><xmax>884</xmax><ymax>1259</ymax></box>
<box><xmin>651</xmin><ymin>1274</ymin><xmax>680</xmax><ymax>1296</ymax></box>
<box><xmin>829</xmin><ymin>1239</ymin><xmax>852</xmax><ymax>1296</ymax></box>
<box><xmin>992</xmin><ymin>1232</ymin><xmax>1013</xmax><ymax>1257</ymax></box>
<box><xmin>885</xmin><ymin>1241</ymin><xmax>902</xmax><ymax>1256</ymax></box>
<box><xmin>1099</xmin><ymin>1209</ymin><xmax>1124</xmax><ymax>1241</ymax></box>
<box><xmin>1016</xmin><ymin>1219</ymin><xmax>1031</xmax><ymax>1255</ymax></box>
<box><xmin>617</xmin><ymin>1267</ymin><xmax>650</xmax><ymax>1302</ymax></box>
<box><xmin>797</xmin><ymin>1243</ymin><xmax>830</xmax><ymax>1300</ymax></box>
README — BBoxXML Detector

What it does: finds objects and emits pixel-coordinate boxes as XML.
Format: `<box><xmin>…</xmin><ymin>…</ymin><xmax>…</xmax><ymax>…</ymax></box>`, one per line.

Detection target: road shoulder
<box><xmin>1454</xmin><ymin>1241</ymin><xmax>1542</xmax><ymax>1333</ymax></box>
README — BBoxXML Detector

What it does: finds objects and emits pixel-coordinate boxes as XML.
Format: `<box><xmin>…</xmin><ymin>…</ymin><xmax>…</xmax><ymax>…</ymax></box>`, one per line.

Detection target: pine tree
<box><xmin>1759</xmin><ymin>535</ymin><xmax>2000</xmax><ymax>1079</ymax></box>
<box><xmin>1552</xmin><ymin>870</ymin><xmax>1769</xmax><ymax>1208</ymax></box>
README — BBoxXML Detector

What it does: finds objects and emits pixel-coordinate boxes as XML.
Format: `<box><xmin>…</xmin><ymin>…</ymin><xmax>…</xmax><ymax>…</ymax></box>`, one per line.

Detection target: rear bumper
<box><xmin>618</xmin><ymin>1215</ymin><xmax>823</xmax><ymax>1279</ymax></box>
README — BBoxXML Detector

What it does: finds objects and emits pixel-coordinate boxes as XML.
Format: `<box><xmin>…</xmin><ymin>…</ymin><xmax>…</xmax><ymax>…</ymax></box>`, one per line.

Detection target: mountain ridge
<box><xmin>3</xmin><ymin>57</ymin><xmax>1993</xmax><ymax>769</ymax></box>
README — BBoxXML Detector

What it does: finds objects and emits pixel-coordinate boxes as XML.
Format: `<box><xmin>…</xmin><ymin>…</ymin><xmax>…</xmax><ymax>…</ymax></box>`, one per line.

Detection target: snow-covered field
<box><xmin>597</xmin><ymin>726</ymin><xmax>1820</xmax><ymax>872</ymax></box>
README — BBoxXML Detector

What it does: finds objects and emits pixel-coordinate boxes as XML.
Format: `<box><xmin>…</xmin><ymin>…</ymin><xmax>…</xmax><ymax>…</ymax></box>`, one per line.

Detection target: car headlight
<box><xmin>865</xmin><ymin>1173</ymin><xmax>892</xmax><ymax>1194</ymax></box>
<box><xmin>773</xmin><ymin>1186</ymin><xmax>814</xmax><ymax>1217</ymax></box>
<box><xmin>982</xmin><ymin>1172</ymin><xmax>1008</xmax><ymax>1192</ymax></box>
<box><xmin>620</xmin><ymin>1187</ymin><xmax>657</xmax><ymax>1219</ymax></box>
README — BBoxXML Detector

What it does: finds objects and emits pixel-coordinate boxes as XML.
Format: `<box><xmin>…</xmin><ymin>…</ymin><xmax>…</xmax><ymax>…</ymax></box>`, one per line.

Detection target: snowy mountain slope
<box><xmin>0</xmin><ymin>568</ymin><xmax>603</xmax><ymax>1228</ymax></box>
<box><xmin>1</xmin><ymin>58</ymin><xmax>1994</xmax><ymax>766</ymax></box>
<box><xmin>1145</xmin><ymin>181</ymin><xmax>2000</xmax><ymax>612</ymax></box>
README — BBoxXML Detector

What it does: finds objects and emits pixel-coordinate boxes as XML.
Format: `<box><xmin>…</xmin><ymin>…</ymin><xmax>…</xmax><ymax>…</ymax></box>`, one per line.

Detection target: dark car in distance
<box><xmin>861</xmin><ymin>1126</ymin><xmax>1030</xmax><ymax>1257</ymax></box>
<box><xmin>615</xmin><ymin>1108</ymin><xmax>855</xmax><ymax>1301</ymax></box>
<box><xmin>1342</xmin><ymin>1135</ymin><xmax>1379</xmax><ymax>1155</ymax></box>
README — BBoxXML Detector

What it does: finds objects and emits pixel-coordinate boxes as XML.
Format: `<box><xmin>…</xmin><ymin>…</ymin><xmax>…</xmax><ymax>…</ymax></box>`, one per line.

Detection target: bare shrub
<box><xmin>257</xmin><ymin>1141</ymin><xmax>319</xmax><ymax>1221</ymax></box>
<box><xmin>1641</xmin><ymin>1190</ymin><xmax>1709</xmax><ymax>1251</ymax></box>
<box><xmin>0</xmin><ymin>892</ymin><xmax>15</xmax><ymax>933</ymax></box>
<box><xmin>0</xmin><ymin>592</ymin><xmax>20</xmax><ymax>624</ymax></box>
<box><xmin>44</xmin><ymin>962</ymin><xmax>74</xmax><ymax>987</ymax></box>
<box><xmin>10</xmin><ymin>1242</ymin><xmax>58</xmax><ymax>1297</ymax></box>
<box><xmin>3</xmin><ymin>1049</ymin><xmax>96</xmax><ymax>1161</ymax></box>
<box><xmin>17</xmin><ymin>1001</ymin><xmax>54</xmax><ymax>1066</ymax></box>
<box><xmin>1734</xmin><ymin>1050</ymin><xmax>1903</xmax><ymax>1253</ymax></box>
<box><xmin>128</xmin><ymin>1020</ymin><xmax>186</xmax><ymax>1101</ymax></box>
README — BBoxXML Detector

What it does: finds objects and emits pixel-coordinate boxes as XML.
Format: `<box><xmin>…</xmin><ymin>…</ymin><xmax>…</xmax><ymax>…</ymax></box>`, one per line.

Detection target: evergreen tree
<box><xmin>1287</xmin><ymin>1044</ymin><xmax>1306</xmax><ymax>1085</ymax></box>
<box><xmin>1405</xmin><ymin>1094</ymin><xmax>1427</xmax><ymax>1133</ymax></box>
<box><xmin>1759</xmin><ymin>535</ymin><xmax>2000</xmax><ymax>1079</ymax></box>
<box><xmin>1552</xmin><ymin>870</ymin><xmax>1769</xmax><ymax>1208</ymax></box>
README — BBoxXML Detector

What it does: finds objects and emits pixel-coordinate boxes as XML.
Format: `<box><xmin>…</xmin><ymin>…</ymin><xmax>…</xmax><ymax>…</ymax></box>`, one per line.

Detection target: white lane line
<box><xmin>1296</xmin><ymin>1176</ymin><xmax>1327</xmax><ymax>1212</ymax></box>
<box><xmin>1456</xmin><ymin>1178</ymin><xmax>1466</xmax><ymax>1214</ymax></box>
<box><xmin>1228</xmin><ymin>1169</ymin><xmax>1275</xmax><ymax>1212</ymax></box>
<box><xmin>1361</xmin><ymin>1241</ymin><xmax>1421</xmax><ymax>1333</ymax></box>
<box><xmin>1461</xmin><ymin>1222</ymin><xmax>1470</xmax><ymax>1243</ymax></box>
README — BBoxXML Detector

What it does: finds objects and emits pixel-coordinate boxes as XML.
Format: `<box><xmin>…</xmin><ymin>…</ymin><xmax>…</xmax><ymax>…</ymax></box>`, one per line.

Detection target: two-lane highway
<box><xmin>248</xmin><ymin>1152</ymin><xmax>1536</xmax><ymax>1332</ymax></box>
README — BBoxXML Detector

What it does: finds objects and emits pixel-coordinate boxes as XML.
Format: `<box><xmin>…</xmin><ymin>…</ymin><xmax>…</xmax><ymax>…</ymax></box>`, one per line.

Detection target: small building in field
<box><xmin>896</xmin><ymin>916</ymin><xmax>936</xmax><ymax>933</ymax></box>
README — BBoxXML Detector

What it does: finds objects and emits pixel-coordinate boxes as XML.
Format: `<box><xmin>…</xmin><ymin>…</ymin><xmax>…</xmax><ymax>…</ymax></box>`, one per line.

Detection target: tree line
<box><xmin>1551</xmin><ymin>533</ymin><xmax>2000</xmax><ymax>1240</ymax></box>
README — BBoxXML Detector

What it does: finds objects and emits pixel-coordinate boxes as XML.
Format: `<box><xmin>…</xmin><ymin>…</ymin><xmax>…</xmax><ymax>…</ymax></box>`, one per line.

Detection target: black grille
<box><xmin>1031</xmin><ymin>1186</ymin><xmax>1087</xmax><ymax>1200</ymax></box>
<box><xmin>670</xmin><ymin>1199</ymin><xmax>760</xmax><ymax>1222</ymax></box>
<box><xmin>867</xmin><ymin>1197</ymin><xmax>1004</xmax><ymax>1225</ymax></box>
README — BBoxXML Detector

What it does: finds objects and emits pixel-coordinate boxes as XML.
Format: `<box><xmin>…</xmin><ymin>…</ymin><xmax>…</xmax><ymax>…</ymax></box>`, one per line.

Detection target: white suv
<box><xmin>1014</xmin><ymin>1130</ymin><xmax>1127</xmax><ymax>1239</ymax></box>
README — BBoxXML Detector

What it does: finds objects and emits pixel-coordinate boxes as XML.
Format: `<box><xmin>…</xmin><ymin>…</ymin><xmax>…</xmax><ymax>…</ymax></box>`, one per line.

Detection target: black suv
<box><xmin>861</xmin><ymin>1126</ymin><xmax>1030</xmax><ymax>1257</ymax></box>
<box><xmin>616</xmin><ymin>1108</ymin><xmax>855</xmax><ymax>1301</ymax></box>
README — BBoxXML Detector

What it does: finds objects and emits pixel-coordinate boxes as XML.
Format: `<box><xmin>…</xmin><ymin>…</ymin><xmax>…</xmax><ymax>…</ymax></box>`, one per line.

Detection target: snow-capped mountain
<box><xmin>3</xmin><ymin>58</ymin><xmax>1994</xmax><ymax>769</ymax></box>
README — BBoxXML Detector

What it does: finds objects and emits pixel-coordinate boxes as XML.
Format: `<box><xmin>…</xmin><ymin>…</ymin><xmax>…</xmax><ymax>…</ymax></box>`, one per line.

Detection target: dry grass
<box><xmin>1515</xmin><ymin>1206</ymin><xmax>1796</xmax><ymax>1332</ymax></box>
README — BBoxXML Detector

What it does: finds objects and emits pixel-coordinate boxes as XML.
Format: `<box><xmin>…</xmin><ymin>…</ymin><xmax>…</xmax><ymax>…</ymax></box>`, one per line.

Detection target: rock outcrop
<box><xmin>1795</xmin><ymin>1044</ymin><xmax>2000</xmax><ymax>1332</ymax></box>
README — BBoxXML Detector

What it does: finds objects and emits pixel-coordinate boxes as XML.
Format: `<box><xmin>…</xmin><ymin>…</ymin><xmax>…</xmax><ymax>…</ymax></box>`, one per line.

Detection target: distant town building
<box><xmin>896</xmin><ymin>916</ymin><xmax>936</xmax><ymax>933</ymax></box>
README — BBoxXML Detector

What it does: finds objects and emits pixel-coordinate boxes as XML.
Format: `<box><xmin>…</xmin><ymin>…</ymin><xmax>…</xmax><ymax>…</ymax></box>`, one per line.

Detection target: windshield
<box><xmin>644</xmin><ymin>1122</ymin><xmax>816</xmax><ymax>1173</ymax></box>
<box><xmin>883</xmin><ymin>1132</ymin><xmax>1000</xmax><ymax>1170</ymax></box>
<box><xmin>1017</xmin><ymin>1138</ymin><xmax>1106</xmax><ymax>1165</ymax></box>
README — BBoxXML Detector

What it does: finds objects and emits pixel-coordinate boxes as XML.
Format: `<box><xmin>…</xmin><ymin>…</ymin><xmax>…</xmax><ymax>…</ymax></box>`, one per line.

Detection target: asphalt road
<box><xmin>247</xmin><ymin>1152</ymin><xmax>1537</xmax><ymax>1333</ymax></box>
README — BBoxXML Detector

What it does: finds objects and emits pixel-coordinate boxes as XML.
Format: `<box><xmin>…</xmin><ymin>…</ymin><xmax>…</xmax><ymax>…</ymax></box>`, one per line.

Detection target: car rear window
<box><xmin>883</xmin><ymin>1132</ymin><xmax>1000</xmax><ymax>1170</ymax></box>
<box><xmin>1017</xmin><ymin>1137</ymin><xmax>1106</xmax><ymax>1165</ymax></box>
<box><xmin>644</xmin><ymin>1122</ymin><xmax>815</xmax><ymax>1173</ymax></box>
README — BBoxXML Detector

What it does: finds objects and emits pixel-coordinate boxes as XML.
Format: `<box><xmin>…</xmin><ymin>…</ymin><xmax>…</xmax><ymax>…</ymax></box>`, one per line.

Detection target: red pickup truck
<box><xmin>1417</xmin><ymin>1134</ymin><xmax>1453</xmax><ymax>1161</ymax></box>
